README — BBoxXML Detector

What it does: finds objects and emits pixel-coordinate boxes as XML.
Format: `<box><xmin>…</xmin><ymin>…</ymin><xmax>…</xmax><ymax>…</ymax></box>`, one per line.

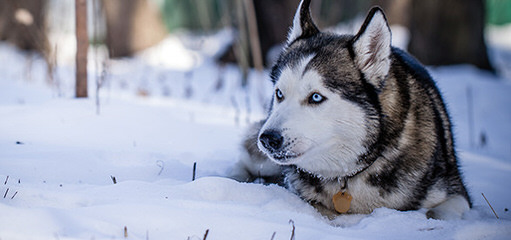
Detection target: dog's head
<box><xmin>258</xmin><ymin>0</ymin><xmax>392</xmax><ymax>179</ymax></box>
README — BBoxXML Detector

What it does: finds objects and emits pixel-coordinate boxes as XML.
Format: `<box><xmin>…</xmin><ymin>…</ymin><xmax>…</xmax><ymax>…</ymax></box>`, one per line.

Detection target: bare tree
<box><xmin>75</xmin><ymin>0</ymin><xmax>88</xmax><ymax>98</ymax></box>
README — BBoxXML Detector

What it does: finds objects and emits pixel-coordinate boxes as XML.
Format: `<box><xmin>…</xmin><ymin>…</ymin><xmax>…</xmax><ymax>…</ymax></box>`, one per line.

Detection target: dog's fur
<box><xmin>234</xmin><ymin>0</ymin><xmax>471</xmax><ymax>220</ymax></box>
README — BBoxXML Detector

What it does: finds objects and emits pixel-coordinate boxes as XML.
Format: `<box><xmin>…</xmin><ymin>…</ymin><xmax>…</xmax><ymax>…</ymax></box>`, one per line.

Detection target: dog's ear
<box><xmin>287</xmin><ymin>0</ymin><xmax>319</xmax><ymax>45</ymax></box>
<box><xmin>352</xmin><ymin>7</ymin><xmax>391</xmax><ymax>90</ymax></box>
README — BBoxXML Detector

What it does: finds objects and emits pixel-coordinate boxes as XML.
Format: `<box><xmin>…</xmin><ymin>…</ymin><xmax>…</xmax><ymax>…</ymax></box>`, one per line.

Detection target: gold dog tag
<box><xmin>332</xmin><ymin>191</ymin><xmax>352</xmax><ymax>214</ymax></box>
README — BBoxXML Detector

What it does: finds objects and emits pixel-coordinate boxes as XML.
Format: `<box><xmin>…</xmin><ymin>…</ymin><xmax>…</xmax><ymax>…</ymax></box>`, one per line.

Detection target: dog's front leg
<box><xmin>426</xmin><ymin>195</ymin><xmax>470</xmax><ymax>220</ymax></box>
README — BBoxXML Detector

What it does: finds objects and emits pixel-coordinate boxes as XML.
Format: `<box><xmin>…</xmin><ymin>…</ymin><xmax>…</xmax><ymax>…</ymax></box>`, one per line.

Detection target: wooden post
<box><xmin>75</xmin><ymin>0</ymin><xmax>88</xmax><ymax>98</ymax></box>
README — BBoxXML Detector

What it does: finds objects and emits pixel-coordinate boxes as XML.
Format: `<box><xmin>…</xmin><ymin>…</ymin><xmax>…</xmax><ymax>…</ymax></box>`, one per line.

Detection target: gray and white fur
<box><xmin>234</xmin><ymin>0</ymin><xmax>471</xmax><ymax>220</ymax></box>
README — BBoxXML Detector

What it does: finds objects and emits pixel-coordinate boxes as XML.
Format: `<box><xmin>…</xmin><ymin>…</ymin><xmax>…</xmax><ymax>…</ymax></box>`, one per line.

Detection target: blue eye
<box><xmin>276</xmin><ymin>89</ymin><xmax>284</xmax><ymax>101</ymax></box>
<box><xmin>309</xmin><ymin>92</ymin><xmax>326</xmax><ymax>104</ymax></box>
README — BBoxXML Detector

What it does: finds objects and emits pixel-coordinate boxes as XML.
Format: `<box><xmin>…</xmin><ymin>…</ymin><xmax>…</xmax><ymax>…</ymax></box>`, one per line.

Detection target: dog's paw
<box><xmin>426</xmin><ymin>195</ymin><xmax>470</xmax><ymax>220</ymax></box>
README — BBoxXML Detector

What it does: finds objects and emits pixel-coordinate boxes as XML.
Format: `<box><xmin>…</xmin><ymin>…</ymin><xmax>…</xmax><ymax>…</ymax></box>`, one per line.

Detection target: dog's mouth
<box><xmin>269</xmin><ymin>151</ymin><xmax>303</xmax><ymax>163</ymax></box>
<box><xmin>257</xmin><ymin>130</ymin><xmax>308</xmax><ymax>164</ymax></box>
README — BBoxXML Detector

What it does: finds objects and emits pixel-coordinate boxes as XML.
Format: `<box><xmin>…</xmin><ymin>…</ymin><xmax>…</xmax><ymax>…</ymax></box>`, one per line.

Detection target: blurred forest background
<box><xmin>1</xmin><ymin>0</ymin><xmax>510</xmax><ymax>97</ymax></box>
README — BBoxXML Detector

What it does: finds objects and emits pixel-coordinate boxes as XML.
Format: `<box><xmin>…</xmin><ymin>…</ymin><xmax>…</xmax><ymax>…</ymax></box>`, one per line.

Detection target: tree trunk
<box><xmin>252</xmin><ymin>0</ymin><xmax>296</xmax><ymax>66</ymax></box>
<box><xmin>408</xmin><ymin>0</ymin><xmax>494</xmax><ymax>71</ymax></box>
<box><xmin>102</xmin><ymin>0</ymin><xmax>167</xmax><ymax>58</ymax></box>
<box><xmin>371</xmin><ymin>0</ymin><xmax>410</xmax><ymax>26</ymax></box>
<box><xmin>75</xmin><ymin>0</ymin><xmax>88</xmax><ymax>98</ymax></box>
<box><xmin>243</xmin><ymin>0</ymin><xmax>264</xmax><ymax>71</ymax></box>
<box><xmin>220</xmin><ymin>0</ymin><xmax>296</xmax><ymax>68</ymax></box>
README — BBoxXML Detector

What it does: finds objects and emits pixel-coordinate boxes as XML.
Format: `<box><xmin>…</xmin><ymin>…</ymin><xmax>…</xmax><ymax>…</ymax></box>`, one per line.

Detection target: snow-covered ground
<box><xmin>1</xmin><ymin>28</ymin><xmax>511</xmax><ymax>239</ymax></box>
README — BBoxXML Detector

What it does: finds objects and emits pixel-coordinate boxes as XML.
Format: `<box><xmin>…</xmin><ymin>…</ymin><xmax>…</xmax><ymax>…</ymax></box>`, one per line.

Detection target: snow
<box><xmin>1</xmin><ymin>29</ymin><xmax>511</xmax><ymax>239</ymax></box>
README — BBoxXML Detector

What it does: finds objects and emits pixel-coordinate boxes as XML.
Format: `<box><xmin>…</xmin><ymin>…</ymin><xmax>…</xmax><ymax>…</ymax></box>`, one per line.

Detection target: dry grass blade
<box><xmin>289</xmin><ymin>219</ymin><xmax>295</xmax><ymax>240</ymax></box>
<box><xmin>270</xmin><ymin>231</ymin><xmax>276</xmax><ymax>240</ymax></box>
<box><xmin>482</xmin><ymin>193</ymin><xmax>499</xmax><ymax>219</ymax></box>
<box><xmin>11</xmin><ymin>191</ymin><xmax>18</xmax><ymax>199</ymax></box>
<box><xmin>203</xmin><ymin>229</ymin><xmax>209</xmax><ymax>240</ymax></box>
<box><xmin>3</xmin><ymin>188</ymin><xmax>8</xmax><ymax>198</ymax></box>
<box><xmin>192</xmin><ymin>162</ymin><xmax>197</xmax><ymax>181</ymax></box>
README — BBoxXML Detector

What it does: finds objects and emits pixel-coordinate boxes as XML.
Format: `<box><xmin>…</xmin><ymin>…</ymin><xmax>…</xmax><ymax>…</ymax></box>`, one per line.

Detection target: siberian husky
<box><xmin>233</xmin><ymin>0</ymin><xmax>471</xmax><ymax>220</ymax></box>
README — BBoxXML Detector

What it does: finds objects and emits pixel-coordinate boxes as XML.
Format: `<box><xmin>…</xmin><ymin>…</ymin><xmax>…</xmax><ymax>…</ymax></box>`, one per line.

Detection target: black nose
<box><xmin>259</xmin><ymin>130</ymin><xmax>284</xmax><ymax>152</ymax></box>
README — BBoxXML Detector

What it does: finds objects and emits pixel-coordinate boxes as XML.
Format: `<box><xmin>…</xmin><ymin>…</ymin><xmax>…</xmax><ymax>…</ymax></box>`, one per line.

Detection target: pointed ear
<box><xmin>352</xmin><ymin>7</ymin><xmax>392</xmax><ymax>90</ymax></box>
<box><xmin>287</xmin><ymin>0</ymin><xmax>320</xmax><ymax>45</ymax></box>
